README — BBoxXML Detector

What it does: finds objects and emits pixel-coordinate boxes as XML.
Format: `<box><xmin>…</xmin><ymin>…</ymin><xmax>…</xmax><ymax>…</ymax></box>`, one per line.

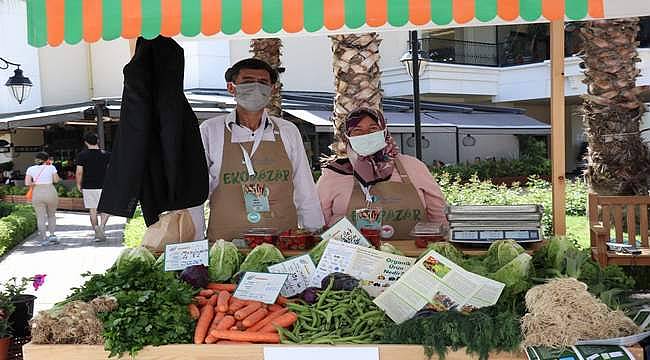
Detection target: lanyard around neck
<box><xmin>358</xmin><ymin>181</ymin><xmax>373</xmax><ymax>205</ymax></box>
<box><xmin>230</xmin><ymin>112</ymin><xmax>269</xmax><ymax>177</ymax></box>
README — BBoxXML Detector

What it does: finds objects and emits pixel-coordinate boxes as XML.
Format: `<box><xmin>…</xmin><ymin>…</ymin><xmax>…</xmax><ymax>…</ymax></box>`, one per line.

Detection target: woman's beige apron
<box><xmin>345</xmin><ymin>158</ymin><xmax>426</xmax><ymax>239</ymax></box>
<box><xmin>207</xmin><ymin>123</ymin><xmax>297</xmax><ymax>241</ymax></box>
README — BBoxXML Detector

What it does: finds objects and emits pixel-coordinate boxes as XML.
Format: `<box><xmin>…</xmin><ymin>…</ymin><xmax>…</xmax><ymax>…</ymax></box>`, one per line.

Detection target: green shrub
<box><xmin>0</xmin><ymin>204</ymin><xmax>37</xmax><ymax>257</ymax></box>
<box><xmin>431</xmin><ymin>157</ymin><xmax>551</xmax><ymax>182</ymax></box>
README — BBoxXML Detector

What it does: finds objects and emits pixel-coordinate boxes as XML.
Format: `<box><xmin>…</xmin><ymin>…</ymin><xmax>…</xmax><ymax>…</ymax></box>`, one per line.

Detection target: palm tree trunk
<box><xmin>330</xmin><ymin>33</ymin><xmax>383</xmax><ymax>154</ymax></box>
<box><xmin>250</xmin><ymin>38</ymin><xmax>283</xmax><ymax>117</ymax></box>
<box><xmin>580</xmin><ymin>18</ymin><xmax>650</xmax><ymax>195</ymax></box>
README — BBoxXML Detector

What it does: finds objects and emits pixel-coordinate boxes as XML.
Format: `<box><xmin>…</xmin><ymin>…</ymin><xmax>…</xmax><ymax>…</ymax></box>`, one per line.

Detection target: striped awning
<box><xmin>25</xmin><ymin>0</ymin><xmax>650</xmax><ymax>47</ymax></box>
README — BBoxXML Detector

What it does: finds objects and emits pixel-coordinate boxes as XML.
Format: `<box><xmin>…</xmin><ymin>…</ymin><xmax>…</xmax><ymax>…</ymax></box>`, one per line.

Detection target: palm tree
<box><xmin>250</xmin><ymin>38</ymin><xmax>283</xmax><ymax>117</ymax></box>
<box><xmin>330</xmin><ymin>33</ymin><xmax>383</xmax><ymax>154</ymax></box>
<box><xmin>580</xmin><ymin>18</ymin><xmax>650</xmax><ymax>195</ymax></box>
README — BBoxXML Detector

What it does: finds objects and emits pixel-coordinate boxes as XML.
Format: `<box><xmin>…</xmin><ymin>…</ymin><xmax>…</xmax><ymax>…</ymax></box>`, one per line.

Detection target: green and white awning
<box><xmin>26</xmin><ymin>0</ymin><xmax>650</xmax><ymax>47</ymax></box>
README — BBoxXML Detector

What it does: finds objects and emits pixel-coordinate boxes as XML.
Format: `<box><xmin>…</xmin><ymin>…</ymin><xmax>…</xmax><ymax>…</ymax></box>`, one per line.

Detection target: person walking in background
<box><xmin>25</xmin><ymin>152</ymin><xmax>60</xmax><ymax>245</ymax></box>
<box><xmin>76</xmin><ymin>133</ymin><xmax>111</xmax><ymax>241</ymax></box>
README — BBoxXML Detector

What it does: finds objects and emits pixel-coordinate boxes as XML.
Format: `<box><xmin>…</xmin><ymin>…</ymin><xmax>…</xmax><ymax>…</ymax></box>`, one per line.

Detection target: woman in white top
<box><xmin>25</xmin><ymin>152</ymin><xmax>60</xmax><ymax>245</ymax></box>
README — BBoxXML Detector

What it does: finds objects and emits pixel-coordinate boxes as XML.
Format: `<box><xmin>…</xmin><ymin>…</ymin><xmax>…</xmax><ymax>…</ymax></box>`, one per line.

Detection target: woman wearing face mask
<box><xmin>187</xmin><ymin>58</ymin><xmax>324</xmax><ymax>241</ymax></box>
<box><xmin>317</xmin><ymin>107</ymin><xmax>448</xmax><ymax>239</ymax></box>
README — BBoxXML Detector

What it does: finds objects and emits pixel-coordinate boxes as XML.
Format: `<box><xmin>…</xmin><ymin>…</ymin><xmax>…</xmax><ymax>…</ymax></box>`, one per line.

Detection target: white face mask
<box><xmin>347</xmin><ymin>130</ymin><xmax>387</xmax><ymax>156</ymax></box>
<box><xmin>234</xmin><ymin>82</ymin><xmax>272</xmax><ymax>112</ymax></box>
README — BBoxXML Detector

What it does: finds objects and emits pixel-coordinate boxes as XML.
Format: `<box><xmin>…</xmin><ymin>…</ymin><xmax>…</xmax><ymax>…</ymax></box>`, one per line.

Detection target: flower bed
<box><xmin>0</xmin><ymin>204</ymin><xmax>37</xmax><ymax>257</ymax></box>
<box><xmin>0</xmin><ymin>185</ymin><xmax>86</xmax><ymax>211</ymax></box>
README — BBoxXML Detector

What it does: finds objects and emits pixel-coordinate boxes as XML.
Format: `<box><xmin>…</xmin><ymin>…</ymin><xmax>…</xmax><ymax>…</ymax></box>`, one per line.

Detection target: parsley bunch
<box><xmin>61</xmin><ymin>261</ymin><xmax>197</xmax><ymax>357</ymax></box>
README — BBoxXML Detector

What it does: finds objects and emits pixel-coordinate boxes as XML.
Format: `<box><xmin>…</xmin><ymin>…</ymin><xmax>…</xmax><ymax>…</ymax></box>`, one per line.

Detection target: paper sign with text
<box><xmin>268</xmin><ymin>255</ymin><xmax>316</xmax><ymax>297</ymax></box>
<box><xmin>164</xmin><ymin>240</ymin><xmax>209</xmax><ymax>271</ymax></box>
<box><xmin>320</xmin><ymin>217</ymin><xmax>371</xmax><ymax>247</ymax></box>
<box><xmin>310</xmin><ymin>240</ymin><xmax>415</xmax><ymax>297</ymax></box>
<box><xmin>264</xmin><ymin>347</ymin><xmax>379</xmax><ymax>360</ymax></box>
<box><xmin>233</xmin><ymin>272</ymin><xmax>289</xmax><ymax>304</ymax></box>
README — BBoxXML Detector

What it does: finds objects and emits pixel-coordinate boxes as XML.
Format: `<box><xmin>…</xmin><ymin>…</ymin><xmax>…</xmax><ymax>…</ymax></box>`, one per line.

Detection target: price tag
<box><xmin>264</xmin><ymin>347</ymin><xmax>379</xmax><ymax>360</ymax></box>
<box><xmin>164</xmin><ymin>240</ymin><xmax>209</xmax><ymax>272</ymax></box>
<box><xmin>268</xmin><ymin>255</ymin><xmax>316</xmax><ymax>297</ymax></box>
<box><xmin>233</xmin><ymin>272</ymin><xmax>289</xmax><ymax>304</ymax></box>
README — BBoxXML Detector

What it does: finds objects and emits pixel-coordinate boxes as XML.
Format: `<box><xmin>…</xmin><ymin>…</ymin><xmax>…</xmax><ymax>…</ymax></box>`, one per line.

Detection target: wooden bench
<box><xmin>589</xmin><ymin>193</ymin><xmax>650</xmax><ymax>267</ymax></box>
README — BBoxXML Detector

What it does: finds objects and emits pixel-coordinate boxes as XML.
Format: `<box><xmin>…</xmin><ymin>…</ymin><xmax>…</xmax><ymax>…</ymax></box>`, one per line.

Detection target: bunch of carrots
<box><xmin>189</xmin><ymin>283</ymin><xmax>298</xmax><ymax>344</ymax></box>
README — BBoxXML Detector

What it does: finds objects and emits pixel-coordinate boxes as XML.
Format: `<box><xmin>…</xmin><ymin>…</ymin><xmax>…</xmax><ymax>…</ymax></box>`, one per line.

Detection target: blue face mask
<box><xmin>347</xmin><ymin>130</ymin><xmax>387</xmax><ymax>156</ymax></box>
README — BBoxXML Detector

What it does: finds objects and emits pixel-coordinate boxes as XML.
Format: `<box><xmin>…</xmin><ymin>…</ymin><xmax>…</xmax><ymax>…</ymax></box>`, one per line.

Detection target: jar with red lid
<box><xmin>278</xmin><ymin>229</ymin><xmax>315</xmax><ymax>250</ymax></box>
<box><xmin>410</xmin><ymin>223</ymin><xmax>448</xmax><ymax>248</ymax></box>
<box><xmin>242</xmin><ymin>228</ymin><xmax>279</xmax><ymax>248</ymax></box>
<box><xmin>360</xmin><ymin>228</ymin><xmax>381</xmax><ymax>249</ymax></box>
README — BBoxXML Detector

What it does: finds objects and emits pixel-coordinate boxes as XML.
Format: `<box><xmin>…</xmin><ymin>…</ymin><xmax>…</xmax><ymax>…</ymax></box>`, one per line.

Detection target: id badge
<box><xmin>354</xmin><ymin>207</ymin><xmax>383</xmax><ymax>230</ymax></box>
<box><xmin>243</xmin><ymin>183</ymin><xmax>270</xmax><ymax>214</ymax></box>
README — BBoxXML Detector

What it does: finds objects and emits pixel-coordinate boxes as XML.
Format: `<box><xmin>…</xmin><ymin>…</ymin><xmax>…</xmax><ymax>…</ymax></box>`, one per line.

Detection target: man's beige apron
<box><xmin>346</xmin><ymin>158</ymin><xmax>426</xmax><ymax>239</ymax></box>
<box><xmin>207</xmin><ymin>122</ymin><xmax>297</xmax><ymax>241</ymax></box>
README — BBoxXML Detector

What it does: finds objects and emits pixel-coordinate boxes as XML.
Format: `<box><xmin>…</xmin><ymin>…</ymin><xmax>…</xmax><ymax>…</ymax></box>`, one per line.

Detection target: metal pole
<box><xmin>93</xmin><ymin>100</ymin><xmax>106</xmax><ymax>149</ymax></box>
<box><xmin>410</xmin><ymin>30</ymin><xmax>423</xmax><ymax>161</ymax></box>
<box><xmin>455</xmin><ymin>128</ymin><xmax>460</xmax><ymax>164</ymax></box>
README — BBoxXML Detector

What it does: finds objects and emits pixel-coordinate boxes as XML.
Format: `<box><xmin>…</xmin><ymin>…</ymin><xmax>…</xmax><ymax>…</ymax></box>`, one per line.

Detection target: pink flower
<box><xmin>32</xmin><ymin>274</ymin><xmax>46</xmax><ymax>291</ymax></box>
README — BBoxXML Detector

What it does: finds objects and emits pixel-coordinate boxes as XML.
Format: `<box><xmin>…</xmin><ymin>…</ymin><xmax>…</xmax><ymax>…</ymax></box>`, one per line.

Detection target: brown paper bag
<box><xmin>141</xmin><ymin>209</ymin><xmax>196</xmax><ymax>255</ymax></box>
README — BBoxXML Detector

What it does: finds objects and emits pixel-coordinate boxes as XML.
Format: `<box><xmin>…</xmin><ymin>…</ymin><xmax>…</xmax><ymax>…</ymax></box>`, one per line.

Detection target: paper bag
<box><xmin>142</xmin><ymin>210</ymin><xmax>195</xmax><ymax>255</ymax></box>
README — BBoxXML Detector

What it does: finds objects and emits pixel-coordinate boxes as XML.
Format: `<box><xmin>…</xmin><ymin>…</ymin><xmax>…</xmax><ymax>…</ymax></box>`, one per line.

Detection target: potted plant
<box><xmin>1</xmin><ymin>275</ymin><xmax>46</xmax><ymax>339</ymax></box>
<box><xmin>0</xmin><ymin>292</ymin><xmax>15</xmax><ymax>360</ymax></box>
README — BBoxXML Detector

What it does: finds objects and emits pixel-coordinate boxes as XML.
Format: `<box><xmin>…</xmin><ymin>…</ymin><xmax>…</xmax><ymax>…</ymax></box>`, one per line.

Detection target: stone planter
<box><xmin>57</xmin><ymin>198</ymin><xmax>85</xmax><ymax>211</ymax></box>
<box><xmin>0</xmin><ymin>337</ymin><xmax>10</xmax><ymax>360</ymax></box>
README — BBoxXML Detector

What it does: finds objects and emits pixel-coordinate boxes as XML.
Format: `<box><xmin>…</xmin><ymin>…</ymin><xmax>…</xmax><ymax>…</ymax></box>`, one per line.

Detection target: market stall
<box><xmin>12</xmin><ymin>1</ymin><xmax>650</xmax><ymax>360</ymax></box>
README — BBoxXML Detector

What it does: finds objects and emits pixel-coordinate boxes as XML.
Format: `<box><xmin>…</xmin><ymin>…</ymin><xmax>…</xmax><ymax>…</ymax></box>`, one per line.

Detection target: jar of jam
<box><xmin>242</xmin><ymin>228</ymin><xmax>279</xmax><ymax>248</ymax></box>
<box><xmin>360</xmin><ymin>227</ymin><xmax>381</xmax><ymax>249</ymax></box>
<box><xmin>278</xmin><ymin>229</ymin><xmax>315</xmax><ymax>250</ymax></box>
<box><xmin>410</xmin><ymin>223</ymin><xmax>448</xmax><ymax>248</ymax></box>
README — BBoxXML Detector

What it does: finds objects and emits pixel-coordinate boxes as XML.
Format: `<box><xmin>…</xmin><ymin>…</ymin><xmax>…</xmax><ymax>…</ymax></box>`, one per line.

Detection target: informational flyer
<box><xmin>525</xmin><ymin>345</ymin><xmax>635</xmax><ymax>360</ymax></box>
<box><xmin>309</xmin><ymin>240</ymin><xmax>415</xmax><ymax>297</ymax></box>
<box><xmin>373</xmin><ymin>250</ymin><xmax>504</xmax><ymax>324</ymax></box>
<box><xmin>164</xmin><ymin>240</ymin><xmax>209</xmax><ymax>271</ymax></box>
<box><xmin>320</xmin><ymin>217</ymin><xmax>372</xmax><ymax>247</ymax></box>
<box><xmin>233</xmin><ymin>272</ymin><xmax>289</xmax><ymax>304</ymax></box>
<box><xmin>268</xmin><ymin>255</ymin><xmax>316</xmax><ymax>297</ymax></box>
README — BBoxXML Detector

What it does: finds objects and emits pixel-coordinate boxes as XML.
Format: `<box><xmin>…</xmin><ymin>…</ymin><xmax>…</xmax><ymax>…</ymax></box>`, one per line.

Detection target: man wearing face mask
<box><xmin>189</xmin><ymin>58</ymin><xmax>324</xmax><ymax>241</ymax></box>
<box><xmin>317</xmin><ymin>107</ymin><xmax>448</xmax><ymax>239</ymax></box>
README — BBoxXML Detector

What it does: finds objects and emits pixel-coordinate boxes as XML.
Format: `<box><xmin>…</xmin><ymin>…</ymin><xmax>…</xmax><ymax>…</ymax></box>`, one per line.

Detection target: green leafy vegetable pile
<box><xmin>62</xmin><ymin>249</ymin><xmax>197</xmax><ymax>357</ymax></box>
<box><xmin>381</xmin><ymin>306</ymin><xmax>522</xmax><ymax>360</ymax></box>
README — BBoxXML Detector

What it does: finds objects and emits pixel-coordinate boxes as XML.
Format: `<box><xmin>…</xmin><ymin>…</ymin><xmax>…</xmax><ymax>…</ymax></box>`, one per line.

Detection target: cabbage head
<box><xmin>418</xmin><ymin>242</ymin><xmax>464</xmax><ymax>264</ymax></box>
<box><xmin>209</xmin><ymin>240</ymin><xmax>242</xmax><ymax>282</ymax></box>
<box><xmin>484</xmin><ymin>240</ymin><xmax>525</xmax><ymax>272</ymax></box>
<box><xmin>380</xmin><ymin>243</ymin><xmax>405</xmax><ymax>256</ymax></box>
<box><xmin>544</xmin><ymin>236</ymin><xmax>573</xmax><ymax>271</ymax></box>
<box><xmin>489</xmin><ymin>253</ymin><xmax>532</xmax><ymax>287</ymax></box>
<box><xmin>239</xmin><ymin>244</ymin><xmax>285</xmax><ymax>274</ymax></box>
<box><xmin>114</xmin><ymin>246</ymin><xmax>156</xmax><ymax>272</ymax></box>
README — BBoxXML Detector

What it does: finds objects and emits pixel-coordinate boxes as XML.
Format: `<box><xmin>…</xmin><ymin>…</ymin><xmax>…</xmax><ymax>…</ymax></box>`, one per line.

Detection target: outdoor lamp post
<box><xmin>0</xmin><ymin>57</ymin><xmax>32</xmax><ymax>104</ymax></box>
<box><xmin>400</xmin><ymin>31</ymin><xmax>425</xmax><ymax>160</ymax></box>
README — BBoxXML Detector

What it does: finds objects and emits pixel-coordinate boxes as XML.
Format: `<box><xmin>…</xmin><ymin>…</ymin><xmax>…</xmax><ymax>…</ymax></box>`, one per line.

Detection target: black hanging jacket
<box><xmin>98</xmin><ymin>36</ymin><xmax>208</xmax><ymax>226</ymax></box>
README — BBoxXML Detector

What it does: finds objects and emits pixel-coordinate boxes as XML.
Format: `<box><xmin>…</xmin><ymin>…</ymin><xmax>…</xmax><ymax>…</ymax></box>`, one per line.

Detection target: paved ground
<box><xmin>0</xmin><ymin>212</ymin><xmax>126</xmax><ymax>313</ymax></box>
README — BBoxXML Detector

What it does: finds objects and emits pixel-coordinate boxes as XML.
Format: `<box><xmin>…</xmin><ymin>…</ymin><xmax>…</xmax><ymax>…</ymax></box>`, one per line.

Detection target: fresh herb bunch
<box><xmin>381</xmin><ymin>307</ymin><xmax>522</xmax><ymax>360</ymax></box>
<box><xmin>61</xmin><ymin>260</ymin><xmax>197</xmax><ymax>357</ymax></box>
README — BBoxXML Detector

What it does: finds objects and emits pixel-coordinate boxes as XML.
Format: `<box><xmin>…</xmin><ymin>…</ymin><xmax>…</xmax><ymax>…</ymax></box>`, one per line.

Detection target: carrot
<box><xmin>199</xmin><ymin>289</ymin><xmax>215</xmax><ymax>297</ymax></box>
<box><xmin>230</xmin><ymin>326</ymin><xmax>238</xmax><ymax>330</ymax></box>
<box><xmin>247</xmin><ymin>308</ymin><xmax>289</xmax><ymax>332</ymax></box>
<box><xmin>207</xmin><ymin>294</ymin><xmax>218</xmax><ymax>307</ymax></box>
<box><xmin>195</xmin><ymin>296</ymin><xmax>208</xmax><ymax>307</ymax></box>
<box><xmin>259</xmin><ymin>312</ymin><xmax>298</xmax><ymax>333</ymax></box>
<box><xmin>275</xmin><ymin>296</ymin><xmax>290</xmax><ymax>305</ymax></box>
<box><xmin>205</xmin><ymin>334</ymin><xmax>218</xmax><ymax>344</ymax></box>
<box><xmin>209</xmin><ymin>330</ymin><xmax>281</xmax><ymax>343</ymax></box>
<box><xmin>229</xmin><ymin>297</ymin><xmax>247</xmax><ymax>313</ymax></box>
<box><xmin>194</xmin><ymin>302</ymin><xmax>215</xmax><ymax>344</ymax></box>
<box><xmin>236</xmin><ymin>320</ymin><xmax>246</xmax><ymax>331</ymax></box>
<box><xmin>217</xmin><ymin>291</ymin><xmax>231</xmax><ymax>313</ymax></box>
<box><xmin>210</xmin><ymin>312</ymin><xmax>226</xmax><ymax>330</ymax></box>
<box><xmin>188</xmin><ymin>304</ymin><xmax>201</xmax><ymax>320</ymax></box>
<box><xmin>207</xmin><ymin>283</ymin><xmax>237</xmax><ymax>292</ymax></box>
<box><xmin>234</xmin><ymin>302</ymin><xmax>262</xmax><ymax>321</ymax></box>
<box><xmin>268</xmin><ymin>304</ymin><xmax>284</xmax><ymax>312</ymax></box>
<box><xmin>242</xmin><ymin>308</ymin><xmax>269</xmax><ymax>328</ymax></box>
<box><xmin>216</xmin><ymin>340</ymin><xmax>253</xmax><ymax>344</ymax></box>
<box><xmin>215</xmin><ymin>315</ymin><xmax>236</xmax><ymax>331</ymax></box>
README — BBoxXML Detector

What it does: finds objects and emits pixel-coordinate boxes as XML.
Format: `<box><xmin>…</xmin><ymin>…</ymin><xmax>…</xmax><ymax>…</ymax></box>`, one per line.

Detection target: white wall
<box><xmin>89</xmin><ymin>40</ymin><xmax>131</xmax><ymax>98</ymax></box>
<box><xmin>0</xmin><ymin>1</ymin><xmax>43</xmax><ymax>113</ymax></box>
<box><xmin>38</xmin><ymin>44</ymin><xmax>91</xmax><ymax>106</ymax></box>
<box><xmin>457</xmin><ymin>134</ymin><xmax>519</xmax><ymax>163</ymax></box>
<box><xmin>180</xmin><ymin>39</ymin><xmax>230</xmax><ymax>90</ymax></box>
